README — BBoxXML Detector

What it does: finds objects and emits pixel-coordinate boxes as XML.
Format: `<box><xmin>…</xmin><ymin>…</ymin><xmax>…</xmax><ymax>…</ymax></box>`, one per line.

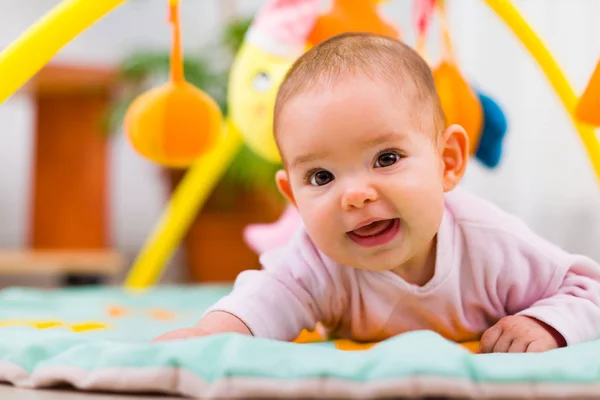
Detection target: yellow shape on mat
<box><xmin>0</xmin><ymin>319</ymin><xmax>110</xmax><ymax>332</ymax></box>
<box><xmin>70</xmin><ymin>322</ymin><xmax>110</xmax><ymax>332</ymax></box>
<box><xmin>33</xmin><ymin>321</ymin><xmax>65</xmax><ymax>329</ymax></box>
<box><xmin>0</xmin><ymin>320</ymin><xmax>64</xmax><ymax>329</ymax></box>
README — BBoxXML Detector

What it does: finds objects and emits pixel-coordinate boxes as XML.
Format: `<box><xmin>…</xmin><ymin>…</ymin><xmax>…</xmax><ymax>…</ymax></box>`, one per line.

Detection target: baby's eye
<box><xmin>309</xmin><ymin>170</ymin><xmax>334</xmax><ymax>186</ymax></box>
<box><xmin>375</xmin><ymin>151</ymin><xmax>400</xmax><ymax>168</ymax></box>
<box><xmin>252</xmin><ymin>72</ymin><xmax>271</xmax><ymax>92</ymax></box>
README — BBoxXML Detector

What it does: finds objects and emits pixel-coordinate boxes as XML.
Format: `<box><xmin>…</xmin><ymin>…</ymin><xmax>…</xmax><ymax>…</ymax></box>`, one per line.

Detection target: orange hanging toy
<box><xmin>307</xmin><ymin>0</ymin><xmax>399</xmax><ymax>46</ymax></box>
<box><xmin>575</xmin><ymin>58</ymin><xmax>600</xmax><ymax>127</ymax></box>
<box><xmin>124</xmin><ymin>0</ymin><xmax>223</xmax><ymax>168</ymax></box>
<box><xmin>423</xmin><ymin>0</ymin><xmax>483</xmax><ymax>155</ymax></box>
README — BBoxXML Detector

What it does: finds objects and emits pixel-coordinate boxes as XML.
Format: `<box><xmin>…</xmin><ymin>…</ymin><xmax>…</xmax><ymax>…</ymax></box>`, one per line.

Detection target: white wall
<box><xmin>0</xmin><ymin>93</ymin><xmax>34</xmax><ymax>248</ymax></box>
<box><xmin>0</xmin><ymin>0</ymin><xmax>599</xmax><ymax>275</ymax></box>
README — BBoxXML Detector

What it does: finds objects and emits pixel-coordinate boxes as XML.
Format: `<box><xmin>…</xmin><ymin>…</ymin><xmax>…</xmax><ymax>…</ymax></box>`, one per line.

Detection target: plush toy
<box><xmin>243</xmin><ymin>205</ymin><xmax>302</xmax><ymax>255</ymax></box>
<box><xmin>227</xmin><ymin>0</ymin><xmax>321</xmax><ymax>164</ymax></box>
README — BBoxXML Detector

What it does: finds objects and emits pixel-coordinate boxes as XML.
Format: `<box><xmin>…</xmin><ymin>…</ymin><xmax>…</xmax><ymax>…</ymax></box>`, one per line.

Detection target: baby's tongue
<box><xmin>352</xmin><ymin>220</ymin><xmax>391</xmax><ymax>237</ymax></box>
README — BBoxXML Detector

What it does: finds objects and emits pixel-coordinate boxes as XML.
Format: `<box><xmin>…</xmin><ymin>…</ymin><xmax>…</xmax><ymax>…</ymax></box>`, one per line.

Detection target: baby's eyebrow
<box><xmin>362</xmin><ymin>131</ymin><xmax>406</xmax><ymax>147</ymax></box>
<box><xmin>290</xmin><ymin>132</ymin><xmax>406</xmax><ymax>168</ymax></box>
<box><xmin>290</xmin><ymin>152</ymin><xmax>326</xmax><ymax>169</ymax></box>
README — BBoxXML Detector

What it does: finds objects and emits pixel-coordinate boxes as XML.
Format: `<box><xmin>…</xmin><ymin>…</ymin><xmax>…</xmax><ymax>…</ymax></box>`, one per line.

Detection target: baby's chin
<box><xmin>328</xmin><ymin>248</ymin><xmax>404</xmax><ymax>273</ymax></box>
<box><xmin>308</xmin><ymin>232</ymin><xmax>405</xmax><ymax>271</ymax></box>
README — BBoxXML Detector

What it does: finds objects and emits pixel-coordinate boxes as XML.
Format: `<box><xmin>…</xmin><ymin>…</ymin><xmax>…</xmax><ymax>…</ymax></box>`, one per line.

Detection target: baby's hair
<box><xmin>274</xmin><ymin>32</ymin><xmax>446</xmax><ymax>143</ymax></box>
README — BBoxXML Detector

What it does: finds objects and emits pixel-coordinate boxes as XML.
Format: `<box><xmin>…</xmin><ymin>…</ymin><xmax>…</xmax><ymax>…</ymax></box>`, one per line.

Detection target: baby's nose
<box><xmin>341</xmin><ymin>186</ymin><xmax>378</xmax><ymax>210</ymax></box>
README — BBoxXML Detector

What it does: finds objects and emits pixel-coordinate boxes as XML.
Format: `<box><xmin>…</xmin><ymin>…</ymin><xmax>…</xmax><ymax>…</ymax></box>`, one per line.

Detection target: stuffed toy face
<box><xmin>228</xmin><ymin>42</ymin><xmax>297</xmax><ymax>164</ymax></box>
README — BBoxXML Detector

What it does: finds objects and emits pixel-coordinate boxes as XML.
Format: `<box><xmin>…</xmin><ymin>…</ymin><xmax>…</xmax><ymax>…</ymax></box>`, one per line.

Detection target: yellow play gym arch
<box><xmin>0</xmin><ymin>0</ymin><xmax>598</xmax><ymax>290</ymax></box>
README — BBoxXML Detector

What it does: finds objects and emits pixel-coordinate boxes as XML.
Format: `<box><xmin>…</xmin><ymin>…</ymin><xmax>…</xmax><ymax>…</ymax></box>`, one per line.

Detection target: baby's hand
<box><xmin>152</xmin><ymin>311</ymin><xmax>251</xmax><ymax>342</ymax></box>
<box><xmin>479</xmin><ymin>315</ymin><xmax>565</xmax><ymax>353</ymax></box>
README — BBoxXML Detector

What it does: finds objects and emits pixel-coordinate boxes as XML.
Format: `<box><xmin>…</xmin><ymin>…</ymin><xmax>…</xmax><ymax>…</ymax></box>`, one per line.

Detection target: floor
<box><xmin>0</xmin><ymin>385</ymin><xmax>184</xmax><ymax>399</ymax></box>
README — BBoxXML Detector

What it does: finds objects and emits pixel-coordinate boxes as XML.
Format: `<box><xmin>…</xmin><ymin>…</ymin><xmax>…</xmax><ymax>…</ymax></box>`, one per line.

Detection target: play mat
<box><xmin>0</xmin><ymin>285</ymin><xmax>597</xmax><ymax>399</ymax></box>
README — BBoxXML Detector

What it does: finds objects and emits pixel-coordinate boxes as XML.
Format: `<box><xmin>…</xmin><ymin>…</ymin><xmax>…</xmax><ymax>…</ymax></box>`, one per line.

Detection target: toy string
<box><xmin>437</xmin><ymin>0</ymin><xmax>455</xmax><ymax>64</ymax></box>
<box><xmin>413</xmin><ymin>0</ymin><xmax>435</xmax><ymax>58</ymax></box>
<box><xmin>169</xmin><ymin>0</ymin><xmax>184</xmax><ymax>83</ymax></box>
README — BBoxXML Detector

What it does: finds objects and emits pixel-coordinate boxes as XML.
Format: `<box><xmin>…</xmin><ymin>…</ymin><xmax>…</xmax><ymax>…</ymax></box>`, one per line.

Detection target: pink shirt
<box><xmin>207</xmin><ymin>188</ymin><xmax>600</xmax><ymax>345</ymax></box>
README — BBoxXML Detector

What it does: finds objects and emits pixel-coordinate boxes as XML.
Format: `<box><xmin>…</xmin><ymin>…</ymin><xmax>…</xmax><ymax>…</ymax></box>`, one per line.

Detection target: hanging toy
<box><xmin>124</xmin><ymin>0</ymin><xmax>223</xmax><ymax>168</ymax></box>
<box><xmin>412</xmin><ymin>0</ymin><xmax>507</xmax><ymax>166</ymax></box>
<box><xmin>474</xmin><ymin>91</ymin><xmax>508</xmax><ymax>168</ymax></box>
<box><xmin>412</xmin><ymin>0</ymin><xmax>436</xmax><ymax>60</ymax></box>
<box><xmin>307</xmin><ymin>0</ymin><xmax>400</xmax><ymax>46</ymax></box>
<box><xmin>430</xmin><ymin>0</ymin><xmax>483</xmax><ymax>155</ymax></box>
<box><xmin>575</xmin><ymin>58</ymin><xmax>600</xmax><ymax>127</ymax></box>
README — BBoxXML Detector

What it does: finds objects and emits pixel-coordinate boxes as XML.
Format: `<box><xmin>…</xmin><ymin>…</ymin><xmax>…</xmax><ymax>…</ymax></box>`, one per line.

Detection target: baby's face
<box><xmin>276</xmin><ymin>76</ymin><xmax>447</xmax><ymax>273</ymax></box>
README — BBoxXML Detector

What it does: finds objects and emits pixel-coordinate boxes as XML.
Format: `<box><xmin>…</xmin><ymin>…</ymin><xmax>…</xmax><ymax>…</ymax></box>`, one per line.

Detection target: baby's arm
<box><xmin>153</xmin><ymin>311</ymin><xmax>251</xmax><ymax>342</ymax></box>
<box><xmin>482</xmin><ymin>252</ymin><xmax>600</xmax><ymax>352</ymax></box>
<box><xmin>154</xmin><ymin>229</ymin><xmax>345</xmax><ymax>342</ymax></box>
<box><xmin>513</xmin><ymin>256</ymin><xmax>600</xmax><ymax>345</ymax></box>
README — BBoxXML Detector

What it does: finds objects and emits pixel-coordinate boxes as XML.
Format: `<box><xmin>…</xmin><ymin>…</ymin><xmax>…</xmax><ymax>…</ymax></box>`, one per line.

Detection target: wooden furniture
<box><xmin>0</xmin><ymin>250</ymin><xmax>125</xmax><ymax>285</ymax></box>
<box><xmin>10</xmin><ymin>63</ymin><xmax>125</xmax><ymax>285</ymax></box>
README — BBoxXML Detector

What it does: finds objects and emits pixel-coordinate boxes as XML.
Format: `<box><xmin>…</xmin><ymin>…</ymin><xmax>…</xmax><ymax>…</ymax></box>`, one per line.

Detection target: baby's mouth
<box><xmin>347</xmin><ymin>218</ymin><xmax>400</xmax><ymax>247</ymax></box>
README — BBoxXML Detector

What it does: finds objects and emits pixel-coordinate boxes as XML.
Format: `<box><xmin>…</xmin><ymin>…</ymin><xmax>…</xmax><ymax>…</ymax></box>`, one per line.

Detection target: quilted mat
<box><xmin>0</xmin><ymin>285</ymin><xmax>598</xmax><ymax>399</ymax></box>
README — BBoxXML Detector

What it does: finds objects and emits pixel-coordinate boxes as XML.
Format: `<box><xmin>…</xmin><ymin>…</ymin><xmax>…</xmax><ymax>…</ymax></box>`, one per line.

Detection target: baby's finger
<box><xmin>480</xmin><ymin>325</ymin><xmax>502</xmax><ymax>353</ymax></box>
<box><xmin>526</xmin><ymin>340</ymin><xmax>552</xmax><ymax>353</ymax></box>
<box><xmin>492</xmin><ymin>331</ymin><xmax>515</xmax><ymax>353</ymax></box>
<box><xmin>152</xmin><ymin>328</ymin><xmax>202</xmax><ymax>342</ymax></box>
<box><xmin>508</xmin><ymin>338</ymin><xmax>529</xmax><ymax>353</ymax></box>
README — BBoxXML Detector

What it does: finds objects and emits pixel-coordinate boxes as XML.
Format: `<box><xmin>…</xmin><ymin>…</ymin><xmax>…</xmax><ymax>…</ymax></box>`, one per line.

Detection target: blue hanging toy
<box><xmin>474</xmin><ymin>91</ymin><xmax>508</xmax><ymax>168</ymax></box>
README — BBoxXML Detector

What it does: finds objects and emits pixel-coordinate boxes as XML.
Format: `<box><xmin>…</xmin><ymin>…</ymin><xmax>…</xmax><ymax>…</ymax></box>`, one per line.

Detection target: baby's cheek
<box><xmin>302</xmin><ymin>208</ymin><xmax>330</xmax><ymax>236</ymax></box>
<box><xmin>299</xmin><ymin>205</ymin><xmax>338</xmax><ymax>242</ymax></box>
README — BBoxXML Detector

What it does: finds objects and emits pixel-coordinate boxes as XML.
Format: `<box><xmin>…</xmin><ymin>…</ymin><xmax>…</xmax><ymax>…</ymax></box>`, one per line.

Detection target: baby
<box><xmin>156</xmin><ymin>33</ymin><xmax>600</xmax><ymax>353</ymax></box>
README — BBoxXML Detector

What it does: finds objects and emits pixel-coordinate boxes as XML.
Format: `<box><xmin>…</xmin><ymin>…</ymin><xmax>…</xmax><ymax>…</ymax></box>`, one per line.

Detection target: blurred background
<box><xmin>0</xmin><ymin>0</ymin><xmax>599</xmax><ymax>289</ymax></box>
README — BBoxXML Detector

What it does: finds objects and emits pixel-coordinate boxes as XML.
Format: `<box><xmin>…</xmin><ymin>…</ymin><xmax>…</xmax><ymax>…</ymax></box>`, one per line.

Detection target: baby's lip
<box><xmin>348</xmin><ymin>217</ymin><xmax>392</xmax><ymax>232</ymax></box>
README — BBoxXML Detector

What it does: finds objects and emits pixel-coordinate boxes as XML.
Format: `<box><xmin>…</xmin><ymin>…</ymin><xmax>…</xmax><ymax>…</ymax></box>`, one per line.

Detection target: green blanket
<box><xmin>0</xmin><ymin>285</ymin><xmax>598</xmax><ymax>399</ymax></box>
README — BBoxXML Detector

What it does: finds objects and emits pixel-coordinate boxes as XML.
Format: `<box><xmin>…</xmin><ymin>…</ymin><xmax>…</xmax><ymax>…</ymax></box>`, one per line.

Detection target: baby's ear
<box><xmin>276</xmin><ymin>170</ymin><xmax>297</xmax><ymax>206</ymax></box>
<box><xmin>440</xmin><ymin>124</ymin><xmax>468</xmax><ymax>192</ymax></box>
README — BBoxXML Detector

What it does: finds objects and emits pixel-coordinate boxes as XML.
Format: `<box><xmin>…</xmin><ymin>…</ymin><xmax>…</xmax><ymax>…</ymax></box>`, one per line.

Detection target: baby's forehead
<box><xmin>274</xmin><ymin>82</ymin><xmax>440</xmax><ymax>162</ymax></box>
<box><xmin>277</xmin><ymin>72</ymin><xmax>428</xmax><ymax>126</ymax></box>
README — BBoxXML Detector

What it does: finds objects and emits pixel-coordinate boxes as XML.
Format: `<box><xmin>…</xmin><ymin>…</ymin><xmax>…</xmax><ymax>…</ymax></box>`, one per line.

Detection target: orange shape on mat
<box><xmin>334</xmin><ymin>339</ymin><xmax>378</xmax><ymax>351</ymax></box>
<box><xmin>148</xmin><ymin>308</ymin><xmax>176</xmax><ymax>320</ymax></box>
<box><xmin>106</xmin><ymin>305</ymin><xmax>128</xmax><ymax>318</ymax></box>
<box><xmin>461</xmin><ymin>340</ymin><xmax>480</xmax><ymax>353</ymax></box>
<box><xmin>433</xmin><ymin>61</ymin><xmax>483</xmax><ymax>155</ymax></box>
<box><xmin>293</xmin><ymin>328</ymin><xmax>325</xmax><ymax>344</ymax></box>
<box><xmin>307</xmin><ymin>0</ymin><xmax>399</xmax><ymax>46</ymax></box>
<box><xmin>335</xmin><ymin>339</ymin><xmax>479</xmax><ymax>353</ymax></box>
<box><xmin>293</xmin><ymin>329</ymin><xmax>480</xmax><ymax>353</ymax></box>
<box><xmin>575</xmin><ymin>59</ymin><xmax>600</xmax><ymax>127</ymax></box>
<box><xmin>124</xmin><ymin>0</ymin><xmax>223</xmax><ymax>168</ymax></box>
